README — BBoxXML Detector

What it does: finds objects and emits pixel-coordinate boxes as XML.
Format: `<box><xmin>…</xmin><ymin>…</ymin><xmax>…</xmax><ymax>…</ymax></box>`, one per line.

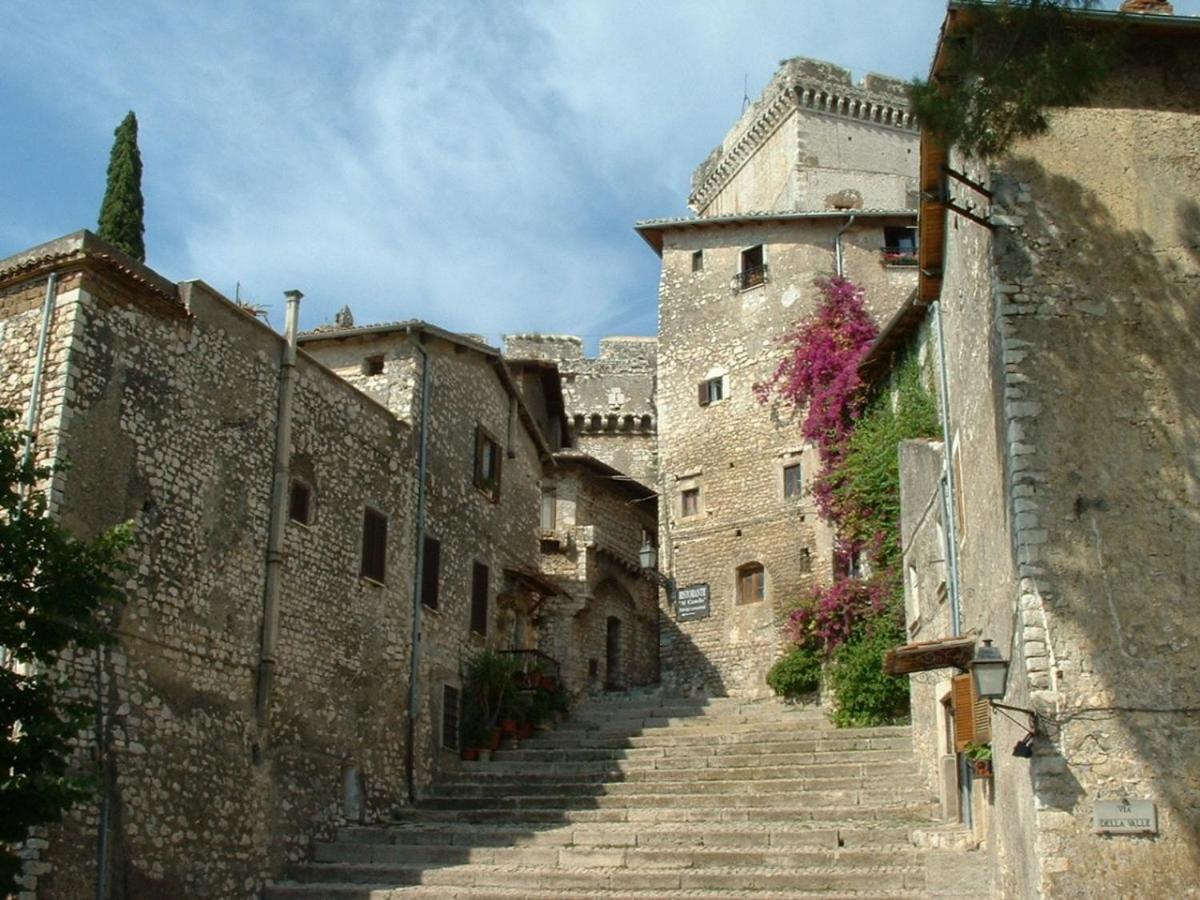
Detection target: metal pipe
<box><xmin>932</xmin><ymin>300</ymin><xmax>963</xmax><ymax>636</ymax></box>
<box><xmin>931</xmin><ymin>298</ymin><xmax>971</xmax><ymax>828</ymax></box>
<box><xmin>20</xmin><ymin>272</ymin><xmax>60</xmax><ymax>476</ymax></box>
<box><xmin>834</xmin><ymin>214</ymin><xmax>857</xmax><ymax>277</ymax></box>
<box><xmin>255</xmin><ymin>290</ymin><xmax>302</xmax><ymax>737</ymax></box>
<box><xmin>405</xmin><ymin>335</ymin><xmax>431</xmax><ymax>803</ymax></box>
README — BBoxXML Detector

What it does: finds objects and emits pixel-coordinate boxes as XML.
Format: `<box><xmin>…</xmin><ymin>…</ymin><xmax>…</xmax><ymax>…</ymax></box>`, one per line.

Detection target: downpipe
<box><xmin>255</xmin><ymin>290</ymin><xmax>302</xmax><ymax>742</ymax></box>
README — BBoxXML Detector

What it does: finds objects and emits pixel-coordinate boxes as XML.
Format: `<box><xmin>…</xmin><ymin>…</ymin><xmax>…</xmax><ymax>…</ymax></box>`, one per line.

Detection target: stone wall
<box><xmin>925</xmin><ymin>36</ymin><xmax>1200</xmax><ymax>897</ymax></box>
<box><xmin>689</xmin><ymin>57</ymin><xmax>919</xmax><ymax>217</ymax></box>
<box><xmin>299</xmin><ymin>327</ymin><xmax>549</xmax><ymax>792</ymax></box>
<box><xmin>503</xmin><ymin>334</ymin><xmax>657</xmax><ymax>488</ymax></box>
<box><xmin>537</xmin><ymin>453</ymin><xmax>659</xmax><ymax>696</ymax></box>
<box><xmin>654</xmin><ymin>218</ymin><xmax>917</xmax><ymax>695</ymax></box>
<box><xmin>1</xmin><ymin>234</ymin><xmax>418</xmax><ymax>898</ymax></box>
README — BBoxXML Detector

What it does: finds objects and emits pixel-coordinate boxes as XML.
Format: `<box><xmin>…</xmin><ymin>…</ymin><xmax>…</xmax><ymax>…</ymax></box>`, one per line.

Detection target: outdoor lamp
<box><xmin>970</xmin><ymin>638</ymin><xmax>1010</xmax><ymax>700</ymax></box>
<box><xmin>639</xmin><ymin>537</ymin><xmax>657</xmax><ymax>571</ymax></box>
<box><xmin>638</xmin><ymin>537</ymin><xmax>676</xmax><ymax>604</ymax></box>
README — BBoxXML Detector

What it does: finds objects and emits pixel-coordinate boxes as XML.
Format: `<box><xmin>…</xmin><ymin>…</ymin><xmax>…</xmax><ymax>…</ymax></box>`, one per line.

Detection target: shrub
<box><xmin>766</xmin><ymin>646</ymin><xmax>822</xmax><ymax>700</ymax></box>
<box><xmin>826</xmin><ymin>623</ymin><xmax>911</xmax><ymax>728</ymax></box>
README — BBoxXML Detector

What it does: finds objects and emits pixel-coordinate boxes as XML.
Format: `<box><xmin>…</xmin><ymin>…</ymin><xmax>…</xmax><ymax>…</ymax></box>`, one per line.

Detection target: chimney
<box><xmin>1119</xmin><ymin>0</ymin><xmax>1173</xmax><ymax>13</ymax></box>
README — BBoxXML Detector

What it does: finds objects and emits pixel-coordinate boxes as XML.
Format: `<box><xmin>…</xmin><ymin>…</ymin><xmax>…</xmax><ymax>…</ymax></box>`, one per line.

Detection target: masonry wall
<box><xmin>0</xmin><ymin>240</ymin><xmax>417</xmax><ymax>899</ymax></box>
<box><xmin>690</xmin><ymin>57</ymin><xmax>919</xmax><ymax>217</ymax></box>
<box><xmin>301</xmin><ymin>329</ymin><xmax>547</xmax><ymax>793</ymax></box>
<box><xmin>936</xmin><ymin>39</ymin><xmax>1200</xmax><ymax>897</ymax></box>
<box><xmin>503</xmin><ymin>334</ymin><xmax>657</xmax><ymax>488</ymax></box>
<box><xmin>655</xmin><ymin>220</ymin><xmax>917</xmax><ymax>695</ymax></box>
<box><xmin>537</xmin><ymin>459</ymin><xmax>659</xmax><ymax>696</ymax></box>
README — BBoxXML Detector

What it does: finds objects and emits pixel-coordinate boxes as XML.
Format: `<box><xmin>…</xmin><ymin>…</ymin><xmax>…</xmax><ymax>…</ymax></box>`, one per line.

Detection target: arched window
<box><xmin>737</xmin><ymin>562</ymin><xmax>765</xmax><ymax>605</ymax></box>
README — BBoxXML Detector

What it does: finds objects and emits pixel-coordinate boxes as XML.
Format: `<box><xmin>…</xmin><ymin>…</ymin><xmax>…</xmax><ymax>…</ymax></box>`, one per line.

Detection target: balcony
<box><xmin>882</xmin><ymin>246</ymin><xmax>919</xmax><ymax>267</ymax></box>
<box><xmin>735</xmin><ymin>263</ymin><xmax>769</xmax><ymax>290</ymax></box>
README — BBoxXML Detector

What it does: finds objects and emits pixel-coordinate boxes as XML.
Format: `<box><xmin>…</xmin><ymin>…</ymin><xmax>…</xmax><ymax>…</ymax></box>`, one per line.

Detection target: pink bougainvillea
<box><xmin>754</xmin><ymin>276</ymin><xmax>877</xmax><ymax>467</ymax></box>
<box><xmin>785</xmin><ymin>574</ymin><xmax>894</xmax><ymax>651</ymax></box>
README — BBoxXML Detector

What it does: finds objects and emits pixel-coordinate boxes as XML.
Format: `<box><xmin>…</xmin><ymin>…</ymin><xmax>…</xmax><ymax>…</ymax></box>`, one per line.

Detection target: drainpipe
<box><xmin>255</xmin><ymin>290</ymin><xmax>302</xmax><ymax>739</ymax></box>
<box><xmin>932</xmin><ymin>300</ymin><xmax>963</xmax><ymax>636</ymax></box>
<box><xmin>405</xmin><ymin>334</ymin><xmax>431</xmax><ymax>803</ymax></box>
<box><xmin>932</xmin><ymin>298</ymin><xmax>972</xmax><ymax>828</ymax></box>
<box><xmin>20</xmin><ymin>272</ymin><xmax>60</xmax><ymax>478</ymax></box>
<box><xmin>834</xmin><ymin>214</ymin><xmax>857</xmax><ymax>278</ymax></box>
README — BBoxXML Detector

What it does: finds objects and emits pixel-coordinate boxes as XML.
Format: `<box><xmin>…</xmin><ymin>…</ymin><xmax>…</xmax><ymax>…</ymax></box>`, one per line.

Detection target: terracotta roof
<box><xmin>634</xmin><ymin>209</ymin><xmax>916</xmax><ymax>255</ymax></box>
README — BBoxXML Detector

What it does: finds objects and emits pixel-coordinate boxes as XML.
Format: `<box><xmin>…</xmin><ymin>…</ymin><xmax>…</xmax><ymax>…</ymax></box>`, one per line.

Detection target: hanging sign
<box><xmin>675</xmin><ymin>583</ymin><xmax>711</xmax><ymax>621</ymax></box>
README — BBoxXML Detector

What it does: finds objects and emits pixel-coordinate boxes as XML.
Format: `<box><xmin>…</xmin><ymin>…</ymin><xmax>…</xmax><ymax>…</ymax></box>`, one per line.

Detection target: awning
<box><xmin>503</xmin><ymin>566</ymin><xmax>572</xmax><ymax>600</ymax></box>
<box><xmin>884</xmin><ymin>636</ymin><xmax>975</xmax><ymax>675</ymax></box>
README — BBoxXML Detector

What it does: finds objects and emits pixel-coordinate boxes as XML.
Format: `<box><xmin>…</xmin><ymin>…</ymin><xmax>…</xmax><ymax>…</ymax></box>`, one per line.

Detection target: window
<box><xmin>799</xmin><ymin>547</ymin><xmax>812</xmax><ymax>573</ymax></box>
<box><xmin>421</xmin><ymin>535</ymin><xmax>441</xmax><ymax>609</ymax></box>
<box><xmin>288</xmin><ymin>479</ymin><xmax>312</xmax><ymax>524</ymax></box>
<box><xmin>362</xmin><ymin>355</ymin><xmax>385</xmax><ymax>376</ymax></box>
<box><xmin>441</xmin><ymin>685</ymin><xmax>460</xmax><ymax>751</ymax></box>
<box><xmin>783</xmin><ymin>463</ymin><xmax>803</xmax><ymax>499</ymax></box>
<box><xmin>883</xmin><ymin>226</ymin><xmax>918</xmax><ymax>266</ymax></box>
<box><xmin>681</xmin><ymin>487</ymin><xmax>700</xmax><ymax>518</ymax></box>
<box><xmin>540</xmin><ymin>486</ymin><xmax>557</xmax><ymax>530</ymax></box>
<box><xmin>691</xmin><ymin>249</ymin><xmax>704</xmax><ymax>272</ymax></box>
<box><xmin>470</xmin><ymin>562</ymin><xmax>489</xmax><ymax>635</ymax></box>
<box><xmin>360</xmin><ymin>508</ymin><xmax>388</xmax><ymax>582</ymax></box>
<box><xmin>737</xmin><ymin>563</ymin><xmax>765</xmax><ymax>605</ymax></box>
<box><xmin>737</xmin><ymin>244</ymin><xmax>767</xmax><ymax>289</ymax></box>
<box><xmin>698</xmin><ymin>375</ymin><xmax>726</xmax><ymax>406</ymax></box>
<box><xmin>474</xmin><ymin>426</ymin><xmax>502</xmax><ymax>501</ymax></box>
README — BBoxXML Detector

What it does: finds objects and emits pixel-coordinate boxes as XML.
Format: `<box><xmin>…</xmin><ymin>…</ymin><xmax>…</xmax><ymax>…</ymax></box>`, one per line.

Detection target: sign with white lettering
<box><xmin>1093</xmin><ymin>799</ymin><xmax>1157</xmax><ymax>835</ymax></box>
<box><xmin>675</xmin><ymin>584</ymin><xmax>711</xmax><ymax>621</ymax></box>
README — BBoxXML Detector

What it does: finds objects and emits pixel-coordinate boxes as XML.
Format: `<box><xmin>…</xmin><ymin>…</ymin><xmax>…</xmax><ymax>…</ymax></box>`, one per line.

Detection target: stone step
<box><xmin>265</xmin><ymin>884</ymin><xmax>924</xmax><ymax>899</ymax></box>
<box><xmin>338</xmin><ymin>822</ymin><xmax>918</xmax><ymax>851</ymax></box>
<box><xmin>493</xmin><ymin>746</ymin><xmax>915</xmax><ymax>766</ymax></box>
<box><xmin>313</xmin><ymin>840</ymin><xmax>924</xmax><ymax>870</ymax></box>
<box><xmin>436</xmin><ymin>773</ymin><xmax>913</xmax><ymax>796</ymax></box>
<box><xmin>389</xmin><ymin>802</ymin><xmax>940</xmax><ymax>825</ymax></box>
<box><xmin>282</xmin><ymin>862</ymin><xmax>923</xmax><ymax>894</ymax></box>
<box><xmin>446</xmin><ymin>759</ymin><xmax>914</xmax><ymax>784</ymax></box>
<box><xmin>531</xmin><ymin>730</ymin><xmax>913</xmax><ymax>750</ymax></box>
<box><xmin>422</xmin><ymin>783</ymin><xmax>933</xmax><ymax>805</ymax></box>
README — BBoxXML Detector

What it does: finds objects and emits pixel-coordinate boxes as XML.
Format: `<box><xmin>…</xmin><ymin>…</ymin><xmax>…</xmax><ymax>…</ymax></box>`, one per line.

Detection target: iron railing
<box><xmin>500</xmin><ymin>648</ymin><xmax>561</xmax><ymax>686</ymax></box>
<box><xmin>735</xmin><ymin>263</ymin><xmax>769</xmax><ymax>290</ymax></box>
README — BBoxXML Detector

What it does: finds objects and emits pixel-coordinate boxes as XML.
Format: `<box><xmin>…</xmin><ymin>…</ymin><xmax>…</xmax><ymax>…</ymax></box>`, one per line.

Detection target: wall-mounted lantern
<box><xmin>969</xmin><ymin>637</ymin><xmax>1041</xmax><ymax>751</ymax></box>
<box><xmin>638</xmin><ymin>537</ymin><xmax>677</xmax><ymax>605</ymax></box>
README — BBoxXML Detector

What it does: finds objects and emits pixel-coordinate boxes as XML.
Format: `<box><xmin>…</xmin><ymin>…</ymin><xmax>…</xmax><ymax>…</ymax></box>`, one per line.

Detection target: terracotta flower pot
<box><xmin>518</xmin><ymin>721</ymin><xmax>534</xmax><ymax>740</ymax></box>
<box><xmin>488</xmin><ymin>728</ymin><xmax>503</xmax><ymax>752</ymax></box>
<box><xmin>461</xmin><ymin>748</ymin><xmax>479</xmax><ymax>762</ymax></box>
<box><xmin>501</xmin><ymin>719</ymin><xmax>518</xmax><ymax>735</ymax></box>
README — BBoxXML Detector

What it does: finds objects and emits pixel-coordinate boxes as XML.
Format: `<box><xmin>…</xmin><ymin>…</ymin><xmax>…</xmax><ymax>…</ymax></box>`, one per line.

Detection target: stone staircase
<box><xmin>264</xmin><ymin>692</ymin><xmax>977</xmax><ymax>898</ymax></box>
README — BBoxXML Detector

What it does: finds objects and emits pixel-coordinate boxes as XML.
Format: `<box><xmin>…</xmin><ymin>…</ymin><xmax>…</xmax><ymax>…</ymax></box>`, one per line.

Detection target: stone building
<box><xmin>1</xmin><ymin>233</ymin><xmax>418</xmax><ymax>898</ymax></box>
<box><xmin>502</xmin><ymin>334</ymin><xmax>657</xmax><ymax>488</ymax></box>
<box><xmin>637</xmin><ymin>57</ymin><xmax>920</xmax><ymax>695</ymax></box>
<box><xmin>873</xmin><ymin>3</ymin><xmax>1200</xmax><ymax>896</ymax></box>
<box><xmin>0</xmin><ymin>234</ymin><xmax>659</xmax><ymax>897</ymax></box>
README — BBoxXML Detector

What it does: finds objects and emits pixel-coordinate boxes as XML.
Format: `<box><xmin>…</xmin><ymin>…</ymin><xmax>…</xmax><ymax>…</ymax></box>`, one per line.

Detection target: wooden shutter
<box><xmin>421</xmin><ymin>536</ymin><xmax>440</xmax><ymax>610</ymax></box>
<box><xmin>952</xmin><ymin>672</ymin><xmax>991</xmax><ymax>751</ymax></box>
<box><xmin>470</xmin><ymin>562</ymin><xmax>489</xmax><ymax>635</ymax></box>
<box><xmin>698</xmin><ymin>381</ymin><xmax>710</xmax><ymax>406</ymax></box>
<box><xmin>360</xmin><ymin>508</ymin><xmax>388</xmax><ymax>582</ymax></box>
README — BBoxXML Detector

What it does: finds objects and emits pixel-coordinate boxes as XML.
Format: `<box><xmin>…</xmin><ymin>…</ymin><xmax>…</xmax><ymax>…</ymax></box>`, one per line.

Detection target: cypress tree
<box><xmin>97</xmin><ymin>111</ymin><xmax>146</xmax><ymax>261</ymax></box>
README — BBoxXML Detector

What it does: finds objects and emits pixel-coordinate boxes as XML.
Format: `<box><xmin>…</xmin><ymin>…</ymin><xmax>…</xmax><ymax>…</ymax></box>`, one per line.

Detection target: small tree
<box><xmin>908</xmin><ymin>0</ymin><xmax>1118</xmax><ymax>159</ymax></box>
<box><xmin>97</xmin><ymin>111</ymin><xmax>146</xmax><ymax>261</ymax></box>
<box><xmin>0</xmin><ymin>409</ymin><xmax>131</xmax><ymax>889</ymax></box>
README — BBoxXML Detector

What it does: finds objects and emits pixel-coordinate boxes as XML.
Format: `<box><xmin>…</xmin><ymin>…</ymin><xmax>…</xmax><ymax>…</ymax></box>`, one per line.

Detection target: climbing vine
<box><xmin>759</xmin><ymin>279</ymin><xmax>939</xmax><ymax>726</ymax></box>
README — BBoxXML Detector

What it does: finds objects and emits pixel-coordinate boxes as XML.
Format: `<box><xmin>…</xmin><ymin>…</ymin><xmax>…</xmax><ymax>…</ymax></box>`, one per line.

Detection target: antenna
<box><xmin>741</xmin><ymin>73</ymin><xmax>751</xmax><ymax>114</ymax></box>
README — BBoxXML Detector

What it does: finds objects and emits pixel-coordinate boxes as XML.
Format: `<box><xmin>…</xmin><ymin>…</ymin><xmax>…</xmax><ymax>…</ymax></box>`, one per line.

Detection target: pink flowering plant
<box><xmin>758</xmin><ymin>277</ymin><xmax>938</xmax><ymax>724</ymax></box>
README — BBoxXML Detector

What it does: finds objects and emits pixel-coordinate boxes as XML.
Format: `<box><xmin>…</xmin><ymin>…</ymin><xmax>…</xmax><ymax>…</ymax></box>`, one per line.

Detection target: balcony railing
<box><xmin>882</xmin><ymin>247</ymin><xmax>919</xmax><ymax>267</ymax></box>
<box><xmin>735</xmin><ymin>263</ymin><xmax>769</xmax><ymax>290</ymax></box>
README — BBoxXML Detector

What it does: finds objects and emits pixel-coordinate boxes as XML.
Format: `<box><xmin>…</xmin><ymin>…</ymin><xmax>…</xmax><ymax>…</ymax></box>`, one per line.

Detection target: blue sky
<box><xmin>3</xmin><ymin>1</ymin><xmax>1195</xmax><ymax>342</ymax></box>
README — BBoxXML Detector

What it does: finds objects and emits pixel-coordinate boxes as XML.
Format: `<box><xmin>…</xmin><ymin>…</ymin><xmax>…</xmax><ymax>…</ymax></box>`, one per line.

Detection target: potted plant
<box><xmin>964</xmin><ymin>742</ymin><xmax>994</xmax><ymax>778</ymax></box>
<box><xmin>462</xmin><ymin>648</ymin><xmax>518</xmax><ymax>748</ymax></box>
